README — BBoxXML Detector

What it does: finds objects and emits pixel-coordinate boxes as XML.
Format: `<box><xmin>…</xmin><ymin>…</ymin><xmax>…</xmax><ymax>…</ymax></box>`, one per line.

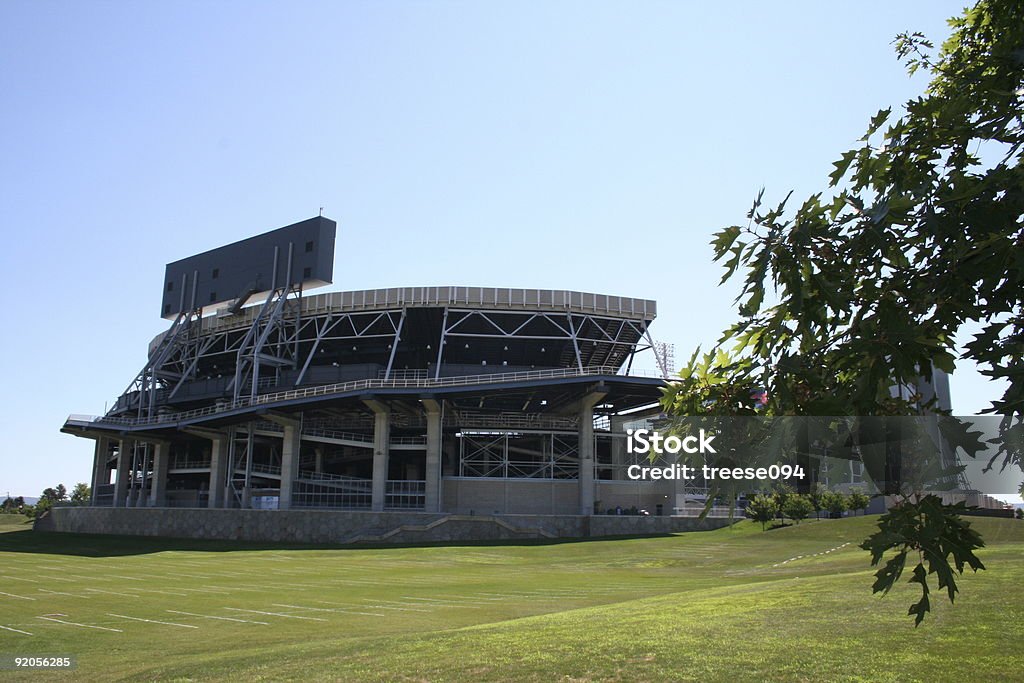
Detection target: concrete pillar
<box><xmin>314</xmin><ymin>447</ymin><xmax>323</xmax><ymax>475</ymax></box>
<box><xmin>579</xmin><ymin>409</ymin><xmax>595</xmax><ymax>515</ymax></box>
<box><xmin>134</xmin><ymin>445</ymin><xmax>150</xmax><ymax>507</ymax></box>
<box><xmin>279</xmin><ymin>423</ymin><xmax>301</xmax><ymax>510</ymax></box>
<box><xmin>423</xmin><ymin>399</ymin><xmax>442</xmax><ymax>512</ymax></box>
<box><xmin>209</xmin><ymin>438</ymin><xmax>227</xmax><ymax>509</ymax></box>
<box><xmin>114</xmin><ymin>439</ymin><xmax>132</xmax><ymax>507</ymax></box>
<box><xmin>610</xmin><ymin>415</ymin><xmax>628</xmax><ymax>481</ymax></box>
<box><xmin>90</xmin><ymin>436</ymin><xmax>110</xmax><ymax>504</ymax></box>
<box><xmin>149</xmin><ymin>442</ymin><xmax>169</xmax><ymax>507</ymax></box>
<box><xmin>578</xmin><ymin>389</ymin><xmax>607</xmax><ymax>516</ymax></box>
<box><xmin>365</xmin><ymin>402</ymin><xmax>390</xmax><ymax>511</ymax></box>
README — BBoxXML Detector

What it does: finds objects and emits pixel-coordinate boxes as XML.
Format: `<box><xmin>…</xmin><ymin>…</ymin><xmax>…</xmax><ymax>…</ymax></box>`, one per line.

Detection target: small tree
<box><xmin>70</xmin><ymin>483</ymin><xmax>91</xmax><ymax>506</ymax></box>
<box><xmin>30</xmin><ymin>497</ymin><xmax>53</xmax><ymax>519</ymax></box>
<box><xmin>40</xmin><ymin>485</ymin><xmax>67</xmax><ymax>503</ymax></box>
<box><xmin>772</xmin><ymin>485</ymin><xmax>795</xmax><ymax>522</ymax></box>
<box><xmin>821</xmin><ymin>491</ymin><xmax>848</xmax><ymax>519</ymax></box>
<box><xmin>848</xmin><ymin>489</ymin><xmax>871</xmax><ymax>516</ymax></box>
<box><xmin>783</xmin><ymin>494</ymin><xmax>815</xmax><ymax>525</ymax></box>
<box><xmin>745</xmin><ymin>493</ymin><xmax>778</xmax><ymax>531</ymax></box>
<box><xmin>809</xmin><ymin>483</ymin><xmax>826</xmax><ymax>520</ymax></box>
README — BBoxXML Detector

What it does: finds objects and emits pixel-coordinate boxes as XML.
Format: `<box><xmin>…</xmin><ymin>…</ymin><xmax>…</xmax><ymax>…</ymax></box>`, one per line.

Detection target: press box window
<box><xmin>209</xmin><ymin>291</ymin><xmax>217</xmax><ymax>303</ymax></box>
<box><xmin>305</xmin><ymin>240</ymin><xmax>314</xmax><ymax>252</ymax></box>
<box><xmin>212</xmin><ymin>268</ymin><xmax>219</xmax><ymax>279</ymax></box>
<box><xmin>166</xmin><ymin>281</ymin><xmax>174</xmax><ymax>292</ymax></box>
<box><xmin>303</xmin><ymin>267</ymin><xmax>312</xmax><ymax>279</ymax></box>
<box><xmin>163</xmin><ymin>304</ymin><xmax>172</xmax><ymax>315</ymax></box>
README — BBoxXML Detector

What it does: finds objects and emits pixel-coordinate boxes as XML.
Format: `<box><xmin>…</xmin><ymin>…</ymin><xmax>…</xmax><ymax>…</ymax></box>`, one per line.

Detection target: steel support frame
<box><xmin>113</xmin><ymin>302</ymin><xmax>652</xmax><ymax>420</ymax></box>
<box><xmin>458</xmin><ymin>430</ymin><xmax>582</xmax><ymax>480</ymax></box>
<box><xmin>437</xmin><ymin>308</ymin><xmax>648</xmax><ymax>370</ymax></box>
<box><xmin>231</xmin><ymin>282</ymin><xmax>303</xmax><ymax>402</ymax></box>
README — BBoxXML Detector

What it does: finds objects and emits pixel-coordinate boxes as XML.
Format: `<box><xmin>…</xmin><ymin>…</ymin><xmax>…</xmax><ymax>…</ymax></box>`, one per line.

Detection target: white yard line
<box><xmin>272</xmin><ymin>603</ymin><xmax>387</xmax><ymax>618</ymax></box>
<box><xmin>398</xmin><ymin>597</ymin><xmax>482</xmax><ymax>609</ymax></box>
<box><xmin>172</xmin><ymin>573</ymin><xmax>216</xmax><ymax>579</ymax></box>
<box><xmin>423</xmin><ymin>595</ymin><xmax>497</xmax><ymax>605</ymax></box>
<box><xmin>223</xmin><ymin>608</ymin><xmax>326</xmax><ymax>621</ymax></box>
<box><xmin>0</xmin><ymin>591</ymin><xmax>35</xmax><ymax>600</ymax></box>
<box><xmin>36</xmin><ymin>616</ymin><xmax>122</xmax><ymax>632</ymax></box>
<box><xmin>106</xmin><ymin>575</ymin><xmax>145</xmax><ymax>582</ymax></box>
<box><xmin>107</xmin><ymin>613</ymin><xmax>198</xmax><ymax>629</ymax></box>
<box><xmin>83</xmin><ymin>588</ymin><xmax>141</xmax><ymax>599</ymax></box>
<box><xmin>35</xmin><ymin>575</ymin><xmax>77</xmax><ymax>583</ymax></box>
<box><xmin>167</xmin><ymin>610</ymin><xmax>269</xmax><ymax>625</ymax></box>
<box><xmin>0</xmin><ymin>574</ymin><xmax>39</xmax><ymax>583</ymax></box>
<box><xmin>368</xmin><ymin>598</ymin><xmax>438</xmax><ymax>609</ymax></box>
<box><xmin>356</xmin><ymin>600</ymin><xmax>430</xmax><ymax>613</ymax></box>
<box><xmin>38</xmin><ymin>589</ymin><xmax>90</xmax><ymax>598</ymax></box>
<box><xmin>0</xmin><ymin>624</ymin><xmax>34</xmax><ymax>635</ymax></box>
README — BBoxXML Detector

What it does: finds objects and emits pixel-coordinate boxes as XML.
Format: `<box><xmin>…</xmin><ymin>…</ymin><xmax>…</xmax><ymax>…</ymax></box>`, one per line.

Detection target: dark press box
<box><xmin>160</xmin><ymin>216</ymin><xmax>336</xmax><ymax>319</ymax></box>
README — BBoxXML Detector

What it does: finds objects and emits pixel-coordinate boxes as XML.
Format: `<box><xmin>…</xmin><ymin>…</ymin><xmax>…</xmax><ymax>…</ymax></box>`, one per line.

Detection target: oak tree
<box><xmin>663</xmin><ymin>0</ymin><xmax>1023</xmax><ymax>624</ymax></box>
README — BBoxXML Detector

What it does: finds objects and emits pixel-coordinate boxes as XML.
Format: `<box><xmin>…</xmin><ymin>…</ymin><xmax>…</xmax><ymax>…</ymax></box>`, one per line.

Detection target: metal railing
<box><xmin>70</xmin><ymin>365</ymin><xmax>664</xmax><ymax>429</ymax></box>
<box><xmin>386</xmin><ymin>480</ymin><xmax>426</xmax><ymax>509</ymax></box>
<box><xmin>169</xmin><ymin>456</ymin><xmax>212</xmax><ymax>470</ymax></box>
<box><xmin>292</xmin><ymin>478</ymin><xmax>372</xmax><ymax>509</ymax></box>
<box><xmin>249</xmin><ymin>462</ymin><xmax>281</xmax><ymax>476</ymax></box>
<box><xmin>194</xmin><ymin>286</ymin><xmax>657</xmax><ymax>337</ymax></box>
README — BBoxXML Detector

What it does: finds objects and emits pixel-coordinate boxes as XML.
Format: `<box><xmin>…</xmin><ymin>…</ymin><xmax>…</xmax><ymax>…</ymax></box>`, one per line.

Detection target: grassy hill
<box><xmin>0</xmin><ymin>515</ymin><xmax>1020</xmax><ymax>681</ymax></box>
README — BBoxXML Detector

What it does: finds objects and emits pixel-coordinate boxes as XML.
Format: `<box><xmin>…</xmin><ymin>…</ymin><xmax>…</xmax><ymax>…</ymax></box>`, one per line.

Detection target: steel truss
<box><xmin>111</xmin><ymin>300</ymin><xmax>658</xmax><ymax>417</ymax></box>
<box><xmin>294</xmin><ymin>308</ymin><xmax>406</xmax><ymax>384</ymax></box>
<box><xmin>435</xmin><ymin>308</ymin><xmax>653</xmax><ymax>377</ymax></box>
<box><xmin>122</xmin><ymin>308</ymin><xmax>204</xmax><ymax>417</ymax></box>
<box><xmin>224</xmin><ymin>423</ymin><xmax>287</xmax><ymax>506</ymax></box>
<box><xmin>230</xmin><ymin>283</ymin><xmax>303</xmax><ymax>402</ymax></box>
<box><xmin>113</xmin><ymin>306</ymin><xmax>407</xmax><ymax>413</ymax></box>
<box><xmin>458</xmin><ymin>431</ymin><xmax>582</xmax><ymax>479</ymax></box>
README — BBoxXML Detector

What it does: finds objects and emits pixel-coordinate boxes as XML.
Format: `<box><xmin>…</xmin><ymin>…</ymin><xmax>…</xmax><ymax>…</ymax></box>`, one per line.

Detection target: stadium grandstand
<box><xmin>61</xmin><ymin>216</ymin><xmax>681</xmax><ymax>519</ymax></box>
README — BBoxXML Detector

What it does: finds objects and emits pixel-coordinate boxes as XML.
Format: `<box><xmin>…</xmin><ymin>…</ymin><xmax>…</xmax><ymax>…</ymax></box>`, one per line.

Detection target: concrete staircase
<box><xmin>342</xmin><ymin>514</ymin><xmax>558</xmax><ymax>544</ymax></box>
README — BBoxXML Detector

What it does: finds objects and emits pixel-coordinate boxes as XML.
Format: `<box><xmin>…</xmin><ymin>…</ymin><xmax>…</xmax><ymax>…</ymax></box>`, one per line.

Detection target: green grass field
<box><xmin>0</xmin><ymin>513</ymin><xmax>1021</xmax><ymax>682</ymax></box>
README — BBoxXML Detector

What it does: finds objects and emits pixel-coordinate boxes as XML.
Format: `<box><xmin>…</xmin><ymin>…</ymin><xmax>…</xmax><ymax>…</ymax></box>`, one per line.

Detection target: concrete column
<box><xmin>279</xmin><ymin>423</ymin><xmax>301</xmax><ymax>510</ymax></box>
<box><xmin>423</xmin><ymin>399</ymin><xmax>442</xmax><ymax>512</ymax></box>
<box><xmin>90</xmin><ymin>436</ymin><xmax>110</xmax><ymax>504</ymax></box>
<box><xmin>114</xmin><ymin>439</ymin><xmax>132</xmax><ymax>507</ymax></box>
<box><xmin>314</xmin><ymin>447</ymin><xmax>323</xmax><ymax>475</ymax></box>
<box><xmin>134</xmin><ymin>445</ymin><xmax>150</xmax><ymax>507</ymax></box>
<box><xmin>149</xmin><ymin>442</ymin><xmax>169</xmax><ymax>507</ymax></box>
<box><xmin>579</xmin><ymin>409</ymin><xmax>595</xmax><ymax>515</ymax></box>
<box><xmin>209</xmin><ymin>438</ymin><xmax>227</xmax><ymax>509</ymax></box>
<box><xmin>578</xmin><ymin>389</ymin><xmax>607</xmax><ymax>516</ymax></box>
<box><xmin>610</xmin><ymin>415</ymin><xmax>628</xmax><ymax>481</ymax></box>
<box><xmin>365</xmin><ymin>401</ymin><xmax>390</xmax><ymax>511</ymax></box>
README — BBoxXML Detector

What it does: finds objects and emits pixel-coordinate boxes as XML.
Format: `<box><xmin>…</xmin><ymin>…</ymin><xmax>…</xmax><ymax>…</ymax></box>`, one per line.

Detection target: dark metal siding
<box><xmin>161</xmin><ymin>216</ymin><xmax>336</xmax><ymax>318</ymax></box>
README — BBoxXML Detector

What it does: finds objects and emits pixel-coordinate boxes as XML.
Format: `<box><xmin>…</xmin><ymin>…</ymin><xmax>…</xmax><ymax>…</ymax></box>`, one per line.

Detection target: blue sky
<box><xmin>2</xmin><ymin>0</ymin><xmax>1019</xmax><ymax>501</ymax></box>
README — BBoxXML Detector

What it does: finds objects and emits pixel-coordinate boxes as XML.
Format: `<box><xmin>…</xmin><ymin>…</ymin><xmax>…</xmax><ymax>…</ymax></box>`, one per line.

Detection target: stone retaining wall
<box><xmin>35</xmin><ymin>507</ymin><xmax>733</xmax><ymax>544</ymax></box>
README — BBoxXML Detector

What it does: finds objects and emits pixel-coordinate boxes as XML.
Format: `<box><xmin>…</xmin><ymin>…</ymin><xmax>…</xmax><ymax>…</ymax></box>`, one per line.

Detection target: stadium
<box><xmin>57</xmin><ymin>216</ymin><xmax>718</xmax><ymax>542</ymax></box>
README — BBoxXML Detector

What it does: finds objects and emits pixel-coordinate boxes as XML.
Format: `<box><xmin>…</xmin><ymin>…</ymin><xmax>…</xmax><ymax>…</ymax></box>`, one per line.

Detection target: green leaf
<box><xmin>829</xmin><ymin>150</ymin><xmax>858</xmax><ymax>186</ymax></box>
<box><xmin>862</xmin><ymin>107</ymin><xmax>892</xmax><ymax>140</ymax></box>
